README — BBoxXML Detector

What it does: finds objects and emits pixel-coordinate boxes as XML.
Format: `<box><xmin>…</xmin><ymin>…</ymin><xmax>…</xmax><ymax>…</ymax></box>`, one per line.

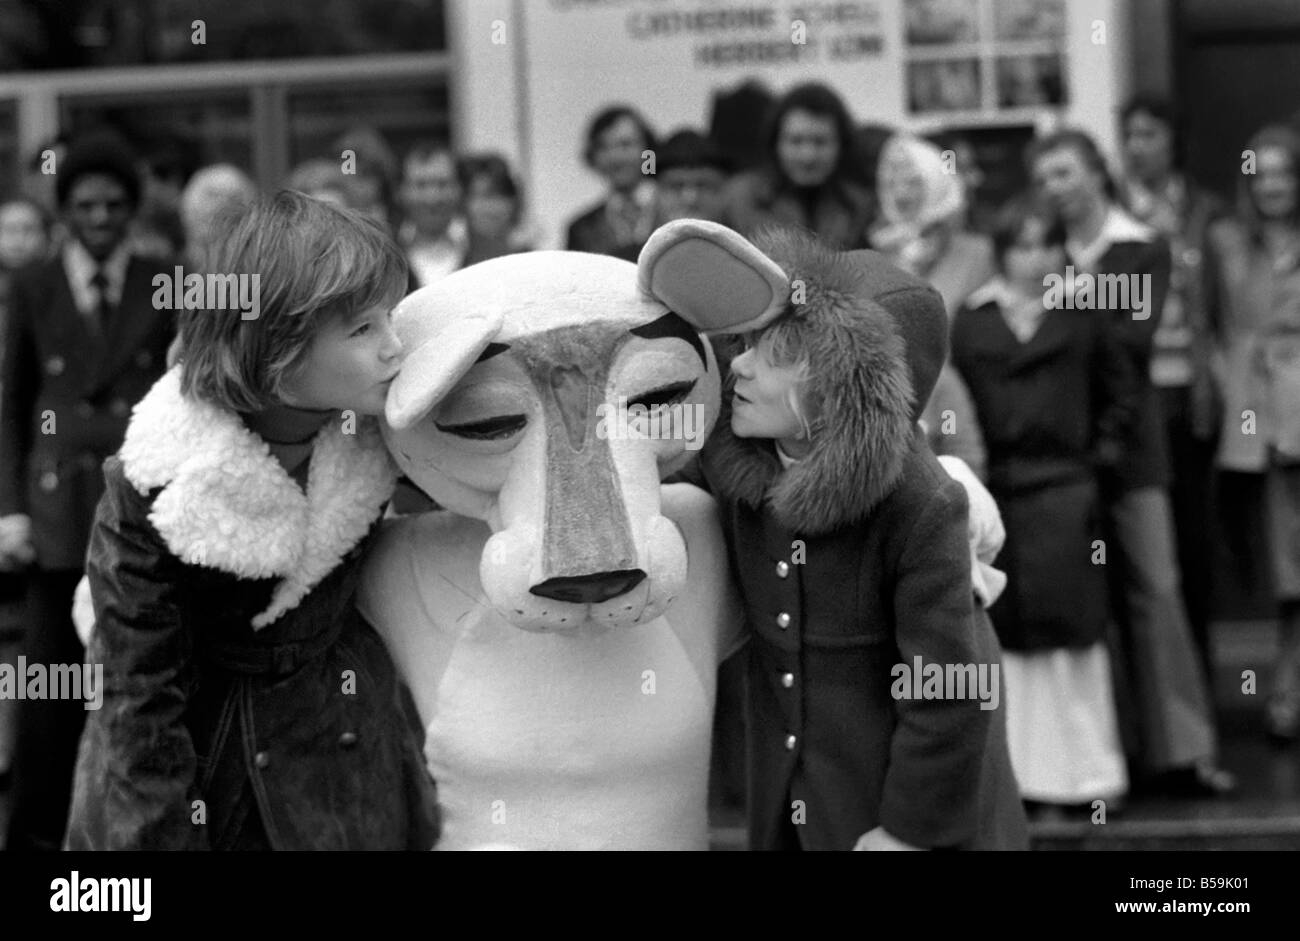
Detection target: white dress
<box><xmin>1002</xmin><ymin>643</ymin><xmax>1130</xmax><ymax>803</ymax></box>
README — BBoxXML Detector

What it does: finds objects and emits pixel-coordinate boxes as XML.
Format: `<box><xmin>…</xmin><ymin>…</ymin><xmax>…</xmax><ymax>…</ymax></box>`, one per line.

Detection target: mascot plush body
<box><xmin>358</xmin><ymin>221</ymin><xmax>1007</xmax><ymax>850</ymax></box>
<box><xmin>357</xmin><ymin>222</ymin><xmax>796</xmax><ymax>849</ymax></box>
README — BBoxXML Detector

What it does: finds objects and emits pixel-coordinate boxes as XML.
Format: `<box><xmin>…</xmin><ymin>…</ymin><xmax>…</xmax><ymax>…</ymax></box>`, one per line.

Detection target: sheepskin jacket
<box><xmin>701</xmin><ymin>232</ymin><xmax>1027</xmax><ymax>850</ymax></box>
<box><xmin>65</xmin><ymin>368</ymin><xmax>438</xmax><ymax>850</ymax></box>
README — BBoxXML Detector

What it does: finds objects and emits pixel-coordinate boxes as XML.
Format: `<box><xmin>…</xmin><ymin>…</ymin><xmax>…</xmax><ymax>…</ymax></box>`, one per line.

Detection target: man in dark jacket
<box><xmin>0</xmin><ymin>134</ymin><xmax>174</xmax><ymax>850</ymax></box>
<box><xmin>1119</xmin><ymin>96</ymin><xmax>1229</xmax><ymax>670</ymax></box>
<box><xmin>566</xmin><ymin>106</ymin><xmax>659</xmax><ymax>262</ymax></box>
<box><xmin>1029</xmin><ymin>129</ymin><xmax>1234</xmax><ymax>798</ymax></box>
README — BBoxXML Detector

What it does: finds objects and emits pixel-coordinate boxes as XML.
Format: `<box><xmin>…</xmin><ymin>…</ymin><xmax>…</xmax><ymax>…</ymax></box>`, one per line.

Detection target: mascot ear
<box><xmin>637</xmin><ymin>219</ymin><xmax>790</xmax><ymax>334</ymax></box>
<box><xmin>386</xmin><ymin>297</ymin><xmax>505</xmax><ymax>431</ymax></box>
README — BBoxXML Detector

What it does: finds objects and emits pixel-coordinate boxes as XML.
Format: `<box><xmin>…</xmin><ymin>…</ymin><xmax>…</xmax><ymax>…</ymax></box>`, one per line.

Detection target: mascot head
<box><xmin>383</xmin><ymin>220</ymin><xmax>790</xmax><ymax>632</ymax></box>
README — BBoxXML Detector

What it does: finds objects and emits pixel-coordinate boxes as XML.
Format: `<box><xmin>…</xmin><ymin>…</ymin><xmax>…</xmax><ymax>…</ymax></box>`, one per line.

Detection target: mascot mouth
<box><xmin>529</xmin><ymin>569</ymin><xmax>647</xmax><ymax>605</ymax></box>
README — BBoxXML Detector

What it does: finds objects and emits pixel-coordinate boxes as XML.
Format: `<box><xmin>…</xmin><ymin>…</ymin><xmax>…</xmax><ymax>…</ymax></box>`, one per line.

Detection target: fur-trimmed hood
<box><xmin>118</xmin><ymin>367</ymin><xmax>398</xmax><ymax>628</ymax></box>
<box><xmin>701</xmin><ymin>229</ymin><xmax>948</xmax><ymax>535</ymax></box>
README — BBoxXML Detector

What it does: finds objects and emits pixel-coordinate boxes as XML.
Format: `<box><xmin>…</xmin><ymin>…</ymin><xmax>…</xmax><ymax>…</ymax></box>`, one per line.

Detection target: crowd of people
<box><xmin>547</xmin><ymin>83</ymin><xmax>1300</xmax><ymax>820</ymax></box>
<box><xmin>1</xmin><ymin>76</ymin><xmax>1299</xmax><ymax>849</ymax></box>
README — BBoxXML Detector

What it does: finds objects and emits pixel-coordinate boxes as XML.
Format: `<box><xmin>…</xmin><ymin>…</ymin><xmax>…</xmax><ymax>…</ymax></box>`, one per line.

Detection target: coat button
<box><xmin>135</xmin><ymin>350</ymin><xmax>153</xmax><ymax>369</ymax></box>
<box><xmin>110</xmin><ymin>398</ymin><xmax>129</xmax><ymax>418</ymax></box>
<box><xmin>75</xmin><ymin>401</ymin><xmax>93</xmax><ymax>419</ymax></box>
<box><xmin>254</xmin><ymin>751</ymin><xmax>270</xmax><ymax>769</ymax></box>
<box><xmin>784</xmin><ymin>733</ymin><xmax>797</xmax><ymax>751</ymax></box>
<box><xmin>39</xmin><ymin>470</ymin><xmax>59</xmax><ymax>492</ymax></box>
<box><xmin>775</xmin><ymin>560</ymin><xmax>789</xmax><ymax>578</ymax></box>
<box><xmin>46</xmin><ymin>356</ymin><xmax>65</xmax><ymax>376</ymax></box>
<box><xmin>338</xmin><ymin>731</ymin><xmax>359</xmax><ymax>748</ymax></box>
<box><xmin>781</xmin><ymin>672</ymin><xmax>794</xmax><ymax>688</ymax></box>
<box><xmin>776</xmin><ymin>611</ymin><xmax>791</xmax><ymax>629</ymax></box>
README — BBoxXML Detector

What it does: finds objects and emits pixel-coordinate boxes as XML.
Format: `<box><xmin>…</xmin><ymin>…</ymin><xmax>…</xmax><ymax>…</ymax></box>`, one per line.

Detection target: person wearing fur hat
<box><xmin>696</xmin><ymin>227</ymin><xmax>1028</xmax><ymax>850</ymax></box>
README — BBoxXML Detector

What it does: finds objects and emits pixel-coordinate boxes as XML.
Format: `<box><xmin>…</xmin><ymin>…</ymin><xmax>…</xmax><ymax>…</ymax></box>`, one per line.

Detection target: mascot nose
<box><xmin>530</xmin><ymin>569</ymin><xmax>647</xmax><ymax>605</ymax></box>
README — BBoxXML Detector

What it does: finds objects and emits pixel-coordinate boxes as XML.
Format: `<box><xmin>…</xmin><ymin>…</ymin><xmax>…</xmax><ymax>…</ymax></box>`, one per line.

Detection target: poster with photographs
<box><xmin>907</xmin><ymin>58</ymin><xmax>981</xmax><ymax>113</ymax></box>
<box><xmin>904</xmin><ymin>0</ymin><xmax>980</xmax><ymax>45</ymax></box>
<box><xmin>996</xmin><ymin>54</ymin><xmax>1065</xmax><ymax>107</ymax></box>
<box><xmin>994</xmin><ymin>0</ymin><xmax>1067</xmax><ymax>41</ymax></box>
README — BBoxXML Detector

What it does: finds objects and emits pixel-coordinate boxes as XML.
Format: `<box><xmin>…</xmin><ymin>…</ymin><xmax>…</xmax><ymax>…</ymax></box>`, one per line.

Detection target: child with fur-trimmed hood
<box><xmin>697</xmin><ymin>227</ymin><xmax>1027</xmax><ymax>850</ymax></box>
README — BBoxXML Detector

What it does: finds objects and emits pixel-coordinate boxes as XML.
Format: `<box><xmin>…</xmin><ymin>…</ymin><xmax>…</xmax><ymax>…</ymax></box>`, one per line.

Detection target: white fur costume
<box><xmin>355</xmin><ymin>221</ymin><xmax>1005</xmax><ymax>850</ymax></box>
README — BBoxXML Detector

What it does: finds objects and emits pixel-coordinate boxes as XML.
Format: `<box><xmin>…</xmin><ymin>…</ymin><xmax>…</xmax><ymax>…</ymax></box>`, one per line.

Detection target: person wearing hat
<box><xmin>689</xmin><ymin>224</ymin><xmax>1027</xmax><ymax>849</ymax></box>
<box><xmin>0</xmin><ymin>132</ymin><xmax>174</xmax><ymax>850</ymax></box>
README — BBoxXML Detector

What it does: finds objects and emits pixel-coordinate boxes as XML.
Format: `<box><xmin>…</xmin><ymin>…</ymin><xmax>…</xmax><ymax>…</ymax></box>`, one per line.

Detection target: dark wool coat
<box><xmin>64</xmin><ymin>370</ymin><xmax>438</xmax><ymax>850</ymax></box>
<box><xmin>724</xmin><ymin>169</ymin><xmax>875</xmax><ymax>251</ymax></box>
<box><xmin>0</xmin><ymin>253</ymin><xmax>174</xmax><ymax>569</ymax></box>
<box><xmin>564</xmin><ymin>201</ymin><xmax>649</xmax><ymax>261</ymax></box>
<box><xmin>1070</xmin><ymin>218</ymin><xmax>1172</xmax><ymax>491</ymax></box>
<box><xmin>701</xmin><ymin>233</ymin><xmax>1027</xmax><ymax>851</ymax></box>
<box><xmin>951</xmin><ymin>287</ymin><xmax>1140</xmax><ymax>650</ymax></box>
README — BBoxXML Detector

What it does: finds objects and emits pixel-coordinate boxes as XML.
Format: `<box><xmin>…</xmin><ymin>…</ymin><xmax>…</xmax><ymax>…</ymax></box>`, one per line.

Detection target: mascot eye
<box><xmin>626</xmin><ymin>379</ymin><xmax>696</xmax><ymax>412</ymax></box>
<box><xmin>435</xmin><ymin>414</ymin><xmax>527</xmax><ymax>440</ymax></box>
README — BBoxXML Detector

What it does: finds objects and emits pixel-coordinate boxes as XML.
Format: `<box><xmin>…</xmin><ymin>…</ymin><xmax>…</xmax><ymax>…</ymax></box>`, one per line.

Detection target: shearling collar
<box><xmin>119</xmin><ymin>367</ymin><xmax>398</xmax><ymax>629</ymax></box>
<box><xmin>701</xmin><ymin>231</ymin><xmax>918</xmax><ymax>536</ymax></box>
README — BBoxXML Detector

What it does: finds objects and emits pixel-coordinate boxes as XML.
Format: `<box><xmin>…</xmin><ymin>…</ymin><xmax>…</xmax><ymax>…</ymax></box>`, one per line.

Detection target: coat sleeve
<box><xmin>924</xmin><ymin>364</ymin><xmax>988</xmax><ymax>482</ymax></box>
<box><xmin>877</xmin><ymin>479</ymin><xmax>996</xmax><ymax>848</ymax></box>
<box><xmin>64</xmin><ymin>457</ymin><xmax>209</xmax><ymax>850</ymax></box>
<box><xmin>1109</xmin><ymin>237</ymin><xmax>1172</xmax><ymax>364</ymax></box>
<box><xmin>0</xmin><ymin>268</ymin><xmax>37</xmax><ymax>516</ymax></box>
<box><xmin>1091</xmin><ymin>310</ymin><xmax>1141</xmax><ymax>467</ymax></box>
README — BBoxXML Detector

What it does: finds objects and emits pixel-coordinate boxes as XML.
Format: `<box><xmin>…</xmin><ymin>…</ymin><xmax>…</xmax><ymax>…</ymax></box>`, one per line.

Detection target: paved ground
<box><xmin>2</xmin><ymin>620</ymin><xmax>1297</xmax><ymax>851</ymax></box>
<box><xmin>709</xmin><ymin>619</ymin><xmax>1300</xmax><ymax>850</ymax></box>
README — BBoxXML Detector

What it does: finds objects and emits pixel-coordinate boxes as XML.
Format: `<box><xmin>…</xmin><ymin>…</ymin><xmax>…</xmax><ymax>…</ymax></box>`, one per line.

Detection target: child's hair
<box><xmin>746</xmin><ymin>318</ymin><xmax>819</xmax><ymax>441</ymax></box>
<box><xmin>989</xmin><ymin>196</ymin><xmax>1065</xmax><ymax>272</ymax></box>
<box><xmin>179</xmin><ymin>189</ymin><xmax>409</xmax><ymax>413</ymax></box>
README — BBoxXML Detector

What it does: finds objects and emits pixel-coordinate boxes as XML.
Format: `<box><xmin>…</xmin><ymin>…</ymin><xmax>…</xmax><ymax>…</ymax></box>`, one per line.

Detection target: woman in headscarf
<box><xmin>871</xmin><ymin>133</ymin><xmax>995</xmax><ymax>479</ymax></box>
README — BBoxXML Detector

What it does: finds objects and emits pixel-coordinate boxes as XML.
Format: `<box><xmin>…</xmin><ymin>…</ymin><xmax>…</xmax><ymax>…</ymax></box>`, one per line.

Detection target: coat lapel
<box><xmin>1007</xmin><ymin>307</ymin><xmax>1074</xmax><ymax>372</ymax></box>
<box><xmin>93</xmin><ymin>258</ymin><xmax>165</xmax><ymax>391</ymax></box>
<box><xmin>47</xmin><ymin>264</ymin><xmax>107</xmax><ymax>396</ymax></box>
<box><xmin>120</xmin><ymin>368</ymin><xmax>398</xmax><ymax>629</ymax></box>
<box><xmin>966</xmin><ymin>296</ymin><xmax>1075</xmax><ymax>374</ymax></box>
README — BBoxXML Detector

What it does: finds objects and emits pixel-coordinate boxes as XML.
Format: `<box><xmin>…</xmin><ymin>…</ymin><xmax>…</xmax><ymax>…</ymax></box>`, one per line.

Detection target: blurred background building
<box><xmin>1</xmin><ymin>0</ymin><xmax>1292</xmax><ymax>244</ymax></box>
<box><xmin>5</xmin><ymin>0</ymin><xmax>1300</xmax><ymax>850</ymax></box>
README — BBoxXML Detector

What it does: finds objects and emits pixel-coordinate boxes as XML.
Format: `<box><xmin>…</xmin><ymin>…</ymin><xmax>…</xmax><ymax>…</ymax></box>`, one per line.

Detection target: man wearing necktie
<box><xmin>0</xmin><ymin>134</ymin><xmax>175</xmax><ymax>850</ymax></box>
<box><xmin>88</xmin><ymin>269</ymin><xmax>110</xmax><ymax>336</ymax></box>
<box><xmin>565</xmin><ymin>106</ymin><xmax>658</xmax><ymax>262</ymax></box>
